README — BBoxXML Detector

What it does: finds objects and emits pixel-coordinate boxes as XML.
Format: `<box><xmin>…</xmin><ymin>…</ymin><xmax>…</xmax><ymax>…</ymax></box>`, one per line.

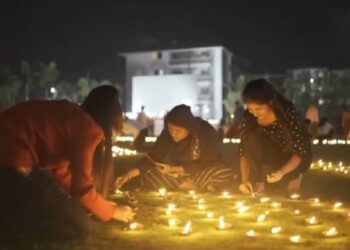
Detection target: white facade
<box><xmin>119</xmin><ymin>46</ymin><xmax>233</xmax><ymax>120</ymax></box>
<box><xmin>132</xmin><ymin>74</ymin><xmax>198</xmax><ymax>117</ymax></box>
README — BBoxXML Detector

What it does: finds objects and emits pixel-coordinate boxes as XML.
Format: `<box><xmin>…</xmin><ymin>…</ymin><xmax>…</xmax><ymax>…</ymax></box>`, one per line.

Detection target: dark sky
<box><xmin>1</xmin><ymin>0</ymin><xmax>350</xmax><ymax>82</ymax></box>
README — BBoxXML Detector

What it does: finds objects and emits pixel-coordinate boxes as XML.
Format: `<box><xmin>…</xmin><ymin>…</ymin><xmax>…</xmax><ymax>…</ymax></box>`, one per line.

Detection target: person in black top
<box><xmin>116</xmin><ymin>104</ymin><xmax>234</xmax><ymax>192</ymax></box>
<box><xmin>238</xmin><ymin>79</ymin><xmax>312</xmax><ymax>195</ymax></box>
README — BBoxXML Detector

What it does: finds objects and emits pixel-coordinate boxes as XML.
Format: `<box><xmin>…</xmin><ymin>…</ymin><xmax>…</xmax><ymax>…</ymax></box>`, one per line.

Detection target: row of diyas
<box><xmin>115</xmin><ymin>136</ymin><xmax>350</xmax><ymax>145</ymax></box>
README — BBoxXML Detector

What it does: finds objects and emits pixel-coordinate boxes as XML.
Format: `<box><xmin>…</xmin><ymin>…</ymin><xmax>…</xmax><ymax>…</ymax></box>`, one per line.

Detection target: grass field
<box><xmin>1</xmin><ymin>145</ymin><xmax>350</xmax><ymax>250</ymax></box>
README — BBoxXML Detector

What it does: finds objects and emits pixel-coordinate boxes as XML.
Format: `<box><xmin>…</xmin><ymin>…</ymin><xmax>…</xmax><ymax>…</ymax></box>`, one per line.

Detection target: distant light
<box><xmin>50</xmin><ymin>87</ymin><xmax>56</xmax><ymax>94</ymax></box>
<box><xmin>310</xmin><ymin>78</ymin><xmax>314</xmax><ymax>83</ymax></box>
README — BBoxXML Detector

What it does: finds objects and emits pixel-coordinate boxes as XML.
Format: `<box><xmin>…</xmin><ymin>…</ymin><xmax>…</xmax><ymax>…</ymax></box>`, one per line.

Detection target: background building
<box><xmin>118</xmin><ymin>46</ymin><xmax>233</xmax><ymax>120</ymax></box>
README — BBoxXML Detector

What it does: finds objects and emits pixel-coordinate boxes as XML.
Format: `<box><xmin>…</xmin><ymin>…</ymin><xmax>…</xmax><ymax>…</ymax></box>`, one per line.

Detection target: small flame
<box><xmin>182</xmin><ymin>221</ymin><xmax>192</xmax><ymax>235</ymax></box>
<box><xmin>129</xmin><ymin>222</ymin><xmax>138</xmax><ymax>230</ymax></box>
<box><xmin>333</xmin><ymin>202</ymin><xmax>343</xmax><ymax>209</ymax></box>
<box><xmin>246</xmin><ymin>229</ymin><xmax>256</xmax><ymax>237</ymax></box>
<box><xmin>158</xmin><ymin>188</ymin><xmax>167</xmax><ymax>197</ymax></box>
<box><xmin>294</xmin><ymin>209</ymin><xmax>301</xmax><ymax>215</ymax></box>
<box><xmin>305</xmin><ymin>216</ymin><xmax>319</xmax><ymax>225</ymax></box>
<box><xmin>238</xmin><ymin>206</ymin><xmax>250</xmax><ymax>214</ymax></box>
<box><xmin>323</xmin><ymin>227</ymin><xmax>338</xmax><ymax>237</ymax></box>
<box><xmin>222</xmin><ymin>191</ymin><xmax>232</xmax><ymax>199</ymax></box>
<box><xmin>218</xmin><ymin>216</ymin><xmax>226</xmax><ymax>229</ymax></box>
<box><xmin>207</xmin><ymin>211</ymin><xmax>214</xmax><ymax>218</ymax></box>
<box><xmin>257</xmin><ymin>214</ymin><xmax>266</xmax><ymax>222</ymax></box>
<box><xmin>168</xmin><ymin>218</ymin><xmax>178</xmax><ymax>227</ymax></box>
<box><xmin>271</xmin><ymin>202</ymin><xmax>282</xmax><ymax>208</ymax></box>
<box><xmin>188</xmin><ymin>190</ymin><xmax>196</xmax><ymax>196</ymax></box>
<box><xmin>259</xmin><ymin>197</ymin><xmax>270</xmax><ymax>203</ymax></box>
<box><xmin>289</xmin><ymin>235</ymin><xmax>302</xmax><ymax>243</ymax></box>
<box><xmin>290</xmin><ymin>193</ymin><xmax>300</xmax><ymax>199</ymax></box>
<box><xmin>271</xmin><ymin>226</ymin><xmax>282</xmax><ymax>234</ymax></box>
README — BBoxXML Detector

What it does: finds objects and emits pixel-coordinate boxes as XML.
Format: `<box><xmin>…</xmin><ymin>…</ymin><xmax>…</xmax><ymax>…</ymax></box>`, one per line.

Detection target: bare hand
<box><xmin>266</xmin><ymin>170</ymin><xmax>284</xmax><ymax>183</ymax></box>
<box><xmin>179</xmin><ymin>178</ymin><xmax>197</xmax><ymax>191</ymax></box>
<box><xmin>115</xmin><ymin>168</ymin><xmax>140</xmax><ymax>188</ymax></box>
<box><xmin>156</xmin><ymin>163</ymin><xmax>176</xmax><ymax>175</ymax></box>
<box><xmin>239</xmin><ymin>181</ymin><xmax>254</xmax><ymax>194</ymax></box>
<box><xmin>112</xmin><ymin>205</ymin><xmax>136</xmax><ymax>223</ymax></box>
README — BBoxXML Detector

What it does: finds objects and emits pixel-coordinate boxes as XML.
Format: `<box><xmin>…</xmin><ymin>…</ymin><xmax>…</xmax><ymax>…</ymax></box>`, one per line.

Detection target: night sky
<box><xmin>1</xmin><ymin>0</ymin><xmax>350</xmax><ymax>82</ymax></box>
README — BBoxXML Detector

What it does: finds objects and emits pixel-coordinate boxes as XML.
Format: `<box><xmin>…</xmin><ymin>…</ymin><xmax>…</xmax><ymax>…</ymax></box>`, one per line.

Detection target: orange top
<box><xmin>0</xmin><ymin>100</ymin><xmax>116</xmax><ymax>221</ymax></box>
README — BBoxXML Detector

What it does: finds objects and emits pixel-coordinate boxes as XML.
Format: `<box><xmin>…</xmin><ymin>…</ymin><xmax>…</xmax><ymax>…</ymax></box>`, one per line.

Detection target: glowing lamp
<box><xmin>305</xmin><ymin>216</ymin><xmax>319</xmax><ymax>225</ymax></box>
<box><xmin>289</xmin><ymin>235</ymin><xmax>302</xmax><ymax>243</ymax></box>
<box><xmin>256</xmin><ymin>214</ymin><xmax>266</xmax><ymax>222</ymax></box>
<box><xmin>271</xmin><ymin>226</ymin><xmax>282</xmax><ymax>234</ymax></box>
<box><xmin>246</xmin><ymin>229</ymin><xmax>256</xmax><ymax>237</ymax></box>
<box><xmin>181</xmin><ymin>221</ymin><xmax>192</xmax><ymax>235</ymax></box>
<box><xmin>259</xmin><ymin>197</ymin><xmax>270</xmax><ymax>203</ymax></box>
<box><xmin>158</xmin><ymin>188</ymin><xmax>167</xmax><ymax>197</ymax></box>
<box><xmin>323</xmin><ymin>227</ymin><xmax>338</xmax><ymax>237</ymax></box>
<box><xmin>216</xmin><ymin>216</ymin><xmax>232</xmax><ymax>230</ymax></box>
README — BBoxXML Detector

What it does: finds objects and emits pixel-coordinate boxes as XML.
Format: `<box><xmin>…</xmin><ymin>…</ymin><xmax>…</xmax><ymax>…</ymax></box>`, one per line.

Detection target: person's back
<box><xmin>0</xmin><ymin>100</ymin><xmax>101</xmax><ymax>171</ymax></box>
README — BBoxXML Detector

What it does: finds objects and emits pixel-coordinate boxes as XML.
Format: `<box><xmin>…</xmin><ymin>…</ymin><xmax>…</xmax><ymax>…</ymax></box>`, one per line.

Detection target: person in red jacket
<box><xmin>0</xmin><ymin>85</ymin><xmax>135</xmax><ymax>240</ymax></box>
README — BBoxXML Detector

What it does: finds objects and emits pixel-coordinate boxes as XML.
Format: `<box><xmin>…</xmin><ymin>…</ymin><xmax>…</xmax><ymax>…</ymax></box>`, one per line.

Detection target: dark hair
<box><xmin>164</xmin><ymin>104</ymin><xmax>195</xmax><ymax>131</ymax></box>
<box><xmin>81</xmin><ymin>85</ymin><xmax>122</xmax><ymax>196</ymax></box>
<box><xmin>242</xmin><ymin>79</ymin><xmax>292</xmax><ymax>116</ymax></box>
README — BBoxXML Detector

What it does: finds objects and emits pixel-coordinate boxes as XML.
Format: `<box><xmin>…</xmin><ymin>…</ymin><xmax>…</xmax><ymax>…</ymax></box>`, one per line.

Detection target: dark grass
<box><xmin>1</xmin><ymin>144</ymin><xmax>350</xmax><ymax>250</ymax></box>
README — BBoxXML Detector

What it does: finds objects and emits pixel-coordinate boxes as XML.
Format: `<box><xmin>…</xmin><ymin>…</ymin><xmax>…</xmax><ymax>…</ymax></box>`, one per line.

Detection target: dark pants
<box><xmin>0</xmin><ymin>167</ymin><xmax>90</xmax><ymax>240</ymax></box>
<box><xmin>242</xmin><ymin>128</ymin><xmax>311</xmax><ymax>186</ymax></box>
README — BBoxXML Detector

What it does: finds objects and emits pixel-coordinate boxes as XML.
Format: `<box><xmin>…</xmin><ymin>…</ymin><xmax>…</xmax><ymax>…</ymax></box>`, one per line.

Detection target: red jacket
<box><xmin>0</xmin><ymin>100</ymin><xmax>115</xmax><ymax>221</ymax></box>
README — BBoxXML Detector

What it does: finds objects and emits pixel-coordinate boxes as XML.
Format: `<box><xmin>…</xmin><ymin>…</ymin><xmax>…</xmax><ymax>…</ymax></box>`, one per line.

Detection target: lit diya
<box><xmin>216</xmin><ymin>216</ymin><xmax>232</xmax><ymax>230</ymax></box>
<box><xmin>181</xmin><ymin>221</ymin><xmax>192</xmax><ymax>235</ymax></box>
<box><xmin>322</xmin><ymin>227</ymin><xmax>338</xmax><ymax>237</ymax></box>
<box><xmin>305</xmin><ymin>216</ymin><xmax>320</xmax><ymax>225</ymax></box>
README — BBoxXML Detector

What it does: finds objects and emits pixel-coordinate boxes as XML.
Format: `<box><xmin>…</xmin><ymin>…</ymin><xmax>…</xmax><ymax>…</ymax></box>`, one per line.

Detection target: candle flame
<box><xmin>218</xmin><ymin>216</ymin><xmax>226</xmax><ymax>229</ymax></box>
<box><xmin>246</xmin><ymin>229</ymin><xmax>256</xmax><ymax>237</ymax></box>
<box><xmin>333</xmin><ymin>202</ymin><xmax>343</xmax><ymax>209</ymax></box>
<box><xmin>323</xmin><ymin>227</ymin><xmax>338</xmax><ymax>237</ymax></box>
<box><xmin>182</xmin><ymin>221</ymin><xmax>192</xmax><ymax>235</ymax></box>
<box><xmin>289</xmin><ymin>235</ymin><xmax>302</xmax><ymax>243</ymax></box>
<box><xmin>222</xmin><ymin>191</ymin><xmax>232</xmax><ymax>199</ymax></box>
<box><xmin>207</xmin><ymin>211</ymin><xmax>214</xmax><ymax>218</ymax></box>
<box><xmin>290</xmin><ymin>193</ymin><xmax>300</xmax><ymax>199</ymax></box>
<box><xmin>238</xmin><ymin>205</ymin><xmax>250</xmax><ymax>214</ymax></box>
<box><xmin>188</xmin><ymin>190</ymin><xmax>196</xmax><ymax>196</ymax></box>
<box><xmin>259</xmin><ymin>197</ymin><xmax>270</xmax><ymax>203</ymax></box>
<box><xmin>271</xmin><ymin>202</ymin><xmax>282</xmax><ymax>208</ymax></box>
<box><xmin>158</xmin><ymin>188</ymin><xmax>167</xmax><ymax>197</ymax></box>
<box><xmin>271</xmin><ymin>226</ymin><xmax>282</xmax><ymax>234</ymax></box>
<box><xmin>294</xmin><ymin>209</ymin><xmax>301</xmax><ymax>215</ymax></box>
<box><xmin>257</xmin><ymin>214</ymin><xmax>266</xmax><ymax>222</ymax></box>
<box><xmin>168</xmin><ymin>218</ymin><xmax>178</xmax><ymax>227</ymax></box>
<box><xmin>129</xmin><ymin>222</ymin><xmax>138</xmax><ymax>230</ymax></box>
<box><xmin>305</xmin><ymin>216</ymin><xmax>318</xmax><ymax>225</ymax></box>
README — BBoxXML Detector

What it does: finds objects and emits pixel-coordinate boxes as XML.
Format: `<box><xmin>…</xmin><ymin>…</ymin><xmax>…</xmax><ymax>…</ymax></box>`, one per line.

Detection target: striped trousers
<box><xmin>140</xmin><ymin>164</ymin><xmax>234</xmax><ymax>191</ymax></box>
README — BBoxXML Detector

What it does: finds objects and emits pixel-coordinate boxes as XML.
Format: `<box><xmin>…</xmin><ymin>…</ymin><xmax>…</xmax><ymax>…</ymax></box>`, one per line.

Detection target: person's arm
<box><xmin>240</xmin><ymin>156</ymin><xmax>250</xmax><ymax>182</ymax></box>
<box><xmin>268</xmin><ymin>106</ymin><xmax>311</xmax><ymax>183</ymax></box>
<box><xmin>68</xmin><ymin>119</ymin><xmax>116</xmax><ymax>222</ymax></box>
<box><xmin>181</xmin><ymin>123</ymin><xmax>221</xmax><ymax>175</ymax></box>
<box><xmin>136</xmin><ymin>129</ymin><xmax>172</xmax><ymax>174</ymax></box>
<box><xmin>280</xmin><ymin>154</ymin><xmax>301</xmax><ymax>175</ymax></box>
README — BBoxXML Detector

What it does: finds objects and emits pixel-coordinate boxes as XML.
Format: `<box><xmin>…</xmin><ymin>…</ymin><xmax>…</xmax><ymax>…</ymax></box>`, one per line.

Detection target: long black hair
<box><xmin>242</xmin><ymin>79</ymin><xmax>293</xmax><ymax>117</ymax></box>
<box><xmin>81</xmin><ymin>85</ymin><xmax>122</xmax><ymax>196</ymax></box>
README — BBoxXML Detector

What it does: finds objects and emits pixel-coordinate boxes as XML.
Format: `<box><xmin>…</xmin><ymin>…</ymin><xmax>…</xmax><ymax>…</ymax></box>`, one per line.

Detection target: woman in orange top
<box><xmin>0</xmin><ymin>85</ymin><xmax>135</xmax><ymax>240</ymax></box>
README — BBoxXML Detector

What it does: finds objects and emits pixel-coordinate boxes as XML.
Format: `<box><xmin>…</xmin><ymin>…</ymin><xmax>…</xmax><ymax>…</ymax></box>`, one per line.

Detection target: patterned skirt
<box><xmin>140</xmin><ymin>163</ymin><xmax>234</xmax><ymax>191</ymax></box>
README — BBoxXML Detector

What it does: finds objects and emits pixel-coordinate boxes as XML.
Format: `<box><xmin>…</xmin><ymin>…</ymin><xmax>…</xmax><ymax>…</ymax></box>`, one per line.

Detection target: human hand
<box><xmin>266</xmin><ymin>170</ymin><xmax>284</xmax><ymax>183</ymax></box>
<box><xmin>239</xmin><ymin>181</ymin><xmax>254</xmax><ymax>194</ymax></box>
<box><xmin>112</xmin><ymin>205</ymin><xmax>136</xmax><ymax>223</ymax></box>
<box><xmin>115</xmin><ymin>168</ymin><xmax>140</xmax><ymax>188</ymax></box>
<box><xmin>179</xmin><ymin>178</ymin><xmax>197</xmax><ymax>191</ymax></box>
<box><xmin>156</xmin><ymin>163</ymin><xmax>176</xmax><ymax>175</ymax></box>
